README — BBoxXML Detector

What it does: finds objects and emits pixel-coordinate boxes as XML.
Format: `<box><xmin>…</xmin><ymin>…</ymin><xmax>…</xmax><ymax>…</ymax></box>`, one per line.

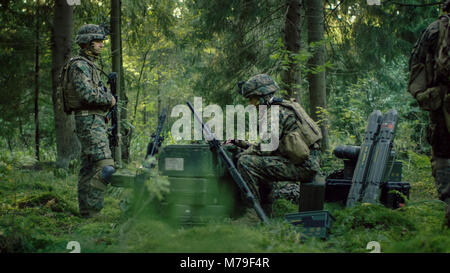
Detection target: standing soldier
<box><xmin>408</xmin><ymin>1</ymin><xmax>450</xmax><ymax>227</ymax></box>
<box><xmin>60</xmin><ymin>24</ymin><xmax>116</xmax><ymax>218</ymax></box>
<box><xmin>235</xmin><ymin>74</ymin><xmax>323</xmax><ymax>216</ymax></box>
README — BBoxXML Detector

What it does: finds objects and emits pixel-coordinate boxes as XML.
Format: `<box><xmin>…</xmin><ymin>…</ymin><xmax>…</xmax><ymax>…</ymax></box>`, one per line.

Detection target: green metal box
<box><xmin>285</xmin><ymin>210</ymin><xmax>335</xmax><ymax>239</ymax></box>
<box><xmin>165</xmin><ymin>177</ymin><xmax>235</xmax><ymax>206</ymax></box>
<box><xmin>158</xmin><ymin>144</ymin><xmax>227</xmax><ymax>178</ymax></box>
<box><xmin>160</xmin><ymin>203</ymin><xmax>233</xmax><ymax>225</ymax></box>
<box><xmin>157</xmin><ymin>144</ymin><xmax>245</xmax><ymax>225</ymax></box>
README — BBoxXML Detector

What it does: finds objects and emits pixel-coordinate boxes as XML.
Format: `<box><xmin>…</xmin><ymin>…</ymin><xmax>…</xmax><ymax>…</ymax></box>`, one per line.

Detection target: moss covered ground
<box><xmin>0</xmin><ymin>151</ymin><xmax>449</xmax><ymax>253</ymax></box>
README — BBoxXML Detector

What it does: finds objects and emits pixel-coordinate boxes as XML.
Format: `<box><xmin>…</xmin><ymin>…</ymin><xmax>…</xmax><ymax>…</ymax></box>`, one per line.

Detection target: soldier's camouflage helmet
<box><xmin>238</xmin><ymin>74</ymin><xmax>279</xmax><ymax>98</ymax></box>
<box><xmin>75</xmin><ymin>24</ymin><xmax>107</xmax><ymax>46</ymax></box>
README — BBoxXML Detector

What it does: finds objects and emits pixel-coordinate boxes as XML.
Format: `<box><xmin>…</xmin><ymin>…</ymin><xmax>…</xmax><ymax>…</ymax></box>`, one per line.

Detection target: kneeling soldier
<box><xmin>236</xmin><ymin>74</ymin><xmax>323</xmax><ymax>216</ymax></box>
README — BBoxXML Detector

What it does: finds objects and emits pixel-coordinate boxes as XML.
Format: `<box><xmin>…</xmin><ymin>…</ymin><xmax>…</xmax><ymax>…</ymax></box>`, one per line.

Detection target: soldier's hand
<box><xmin>111</xmin><ymin>96</ymin><xmax>116</xmax><ymax>107</ymax></box>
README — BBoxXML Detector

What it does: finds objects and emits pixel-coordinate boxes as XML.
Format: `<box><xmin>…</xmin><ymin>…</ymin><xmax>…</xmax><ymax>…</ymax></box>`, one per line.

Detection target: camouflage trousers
<box><xmin>431</xmin><ymin>156</ymin><xmax>450</xmax><ymax>226</ymax></box>
<box><xmin>236</xmin><ymin>149</ymin><xmax>321</xmax><ymax>215</ymax></box>
<box><xmin>75</xmin><ymin>114</ymin><xmax>113</xmax><ymax>217</ymax></box>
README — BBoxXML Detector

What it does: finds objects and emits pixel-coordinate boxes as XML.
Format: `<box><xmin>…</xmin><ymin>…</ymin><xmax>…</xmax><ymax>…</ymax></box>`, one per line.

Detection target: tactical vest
<box><xmin>272</xmin><ymin>98</ymin><xmax>322</xmax><ymax>165</ymax></box>
<box><xmin>59</xmin><ymin>56</ymin><xmax>103</xmax><ymax>114</ymax></box>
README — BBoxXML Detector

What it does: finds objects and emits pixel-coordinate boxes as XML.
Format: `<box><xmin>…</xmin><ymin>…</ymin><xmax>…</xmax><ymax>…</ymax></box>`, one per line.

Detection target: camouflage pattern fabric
<box><xmin>237</xmin><ymin>149</ymin><xmax>321</xmax><ymax>215</ymax></box>
<box><xmin>68</xmin><ymin>51</ymin><xmax>114</xmax><ymax>111</ymax></box>
<box><xmin>236</xmin><ymin>102</ymin><xmax>321</xmax><ymax>215</ymax></box>
<box><xmin>272</xmin><ymin>182</ymin><xmax>300</xmax><ymax>204</ymax></box>
<box><xmin>75</xmin><ymin>24</ymin><xmax>107</xmax><ymax>45</ymax></box>
<box><xmin>432</xmin><ymin>161</ymin><xmax>450</xmax><ymax>226</ymax></box>
<box><xmin>240</xmin><ymin>74</ymin><xmax>279</xmax><ymax>98</ymax></box>
<box><xmin>69</xmin><ymin>50</ymin><xmax>114</xmax><ymax>218</ymax></box>
<box><xmin>241</xmin><ymin>101</ymin><xmax>310</xmax><ymax>158</ymax></box>
<box><xmin>412</xmin><ymin>17</ymin><xmax>450</xmax><ymax>226</ymax></box>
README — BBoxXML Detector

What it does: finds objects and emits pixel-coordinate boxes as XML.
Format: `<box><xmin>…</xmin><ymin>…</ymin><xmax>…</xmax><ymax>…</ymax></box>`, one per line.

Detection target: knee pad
<box><xmin>101</xmin><ymin>165</ymin><xmax>115</xmax><ymax>184</ymax></box>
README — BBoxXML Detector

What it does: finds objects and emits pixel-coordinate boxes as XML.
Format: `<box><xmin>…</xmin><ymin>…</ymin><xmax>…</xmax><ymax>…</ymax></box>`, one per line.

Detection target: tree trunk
<box><xmin>119</xmin><ymin>10</ymin><xmax>130</xmax><ymax>163</ymax></box>
<box><xmin>35</xmin><ymin>3</ymin><xmax>40</xmax><ymax>161</ymax></box>
<box><xmin>111</xmin><ymin>0</ymin><xmax>122</xmax><ymax>167</ymax></box>
<box><xmin>51</xmin><ymin>0</ymin><xmax>80</xmax><ymax>169</ymax></box>
<box><xmin>282</xmin><ymin>0</ymin><xmax>302</xmax><ymax>103</ymax></box>
<box><xmin>306</xmin><ymin>0</ymin><xmax>329</xmax><ymax>152</ymax></box>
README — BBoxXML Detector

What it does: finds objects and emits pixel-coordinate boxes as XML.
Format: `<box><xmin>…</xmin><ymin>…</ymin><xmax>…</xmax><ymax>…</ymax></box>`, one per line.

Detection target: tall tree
<box><xmin>111</xmin><ymin>0</ymin><xmax>122</xmax><ymax>167</ymax></box>
<box><xmin>119</xmin><ymin>7</ymin><xmax>130</xmax><ymax>164</ymax></box>
<box><xmin>34</xmin><ymin>1</ymin><xmax>40</xmax><ymax>161</ymax></box>
<box><xmin>306</xmin><ymin>0</ymin><xmax>328</xmax><ymax>151</ymax></box>
<box><xmin>282</xmin><ymin>0</ymin><xmax>303</xmax><ymax>103</ymax></box>
<box><xmin>51</xmin><ymin>0</ymin><xmax>80</xmax><ymax>169</ymax></box>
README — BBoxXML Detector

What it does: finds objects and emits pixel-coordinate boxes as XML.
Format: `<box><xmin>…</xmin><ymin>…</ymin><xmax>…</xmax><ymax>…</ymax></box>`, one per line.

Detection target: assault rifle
<box><xmin>106</xmin><ymin>72</ymin><xmax>119</xmax><ymax>148</ymax></box>
<box><xmin>186</xmin><ymin>101</ymin><xmax>270</xmax><ymax>224</ymax></box>
<box><xmin>145</xmin><ymin>107</ymin><xmax>167</xmax><ymax>160</ymax></box>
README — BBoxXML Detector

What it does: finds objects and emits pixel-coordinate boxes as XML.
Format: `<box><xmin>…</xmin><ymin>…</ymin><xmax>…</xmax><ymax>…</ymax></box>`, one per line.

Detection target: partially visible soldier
<box><xmin>60</xmin><ymin>24</ymin><xmax>116</xmax><ymax>218</ymax></box>
<box><xmin>408</xmin><ymin>1</ymin><xmax>450</xmax><ymax>227</ymax></box>
<box><xmin>235</xmin><ymin>74</ymin><xmax>323</xmax><ymax>216</ymax></box>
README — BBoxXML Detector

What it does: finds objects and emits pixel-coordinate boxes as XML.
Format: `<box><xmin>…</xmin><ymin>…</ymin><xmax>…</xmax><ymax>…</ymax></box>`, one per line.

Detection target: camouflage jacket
<box><xmin>68</xmin><ymin>50</ymin><xmax>114</xmax><ymax>112</ymax></box>
<box><xmin>244</xmin><ymin>104</ymin><xmax>300</xmax><ymax>157</ymax></box>
<box><xmin>409</xmin><ymin>20</ymin><xmax>440</xmax><ymax>88</ymax></box>
<box><xmin>410</xmin><ymin>18</ymin><xmax>450</xmax><ymax>157</ymax></box>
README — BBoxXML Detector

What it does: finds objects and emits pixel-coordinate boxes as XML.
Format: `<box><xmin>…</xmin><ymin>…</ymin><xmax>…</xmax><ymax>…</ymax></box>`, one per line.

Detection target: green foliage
<box><xmin>1</xmin><ymin>0</ymin><xmax>449</xmax><ymax>254</ymax></box>
<box><xmin>0</xmin><ymin>153</ymin><xmax>448</xmax><ymax>253</ymax></box>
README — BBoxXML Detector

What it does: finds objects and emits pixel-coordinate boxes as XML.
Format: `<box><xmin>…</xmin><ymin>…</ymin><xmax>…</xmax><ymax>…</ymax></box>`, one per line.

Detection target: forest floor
<box><xmin>0</xmin><ymin>151</ymin><xmax>449</xmax><ymax>253</ymax></box>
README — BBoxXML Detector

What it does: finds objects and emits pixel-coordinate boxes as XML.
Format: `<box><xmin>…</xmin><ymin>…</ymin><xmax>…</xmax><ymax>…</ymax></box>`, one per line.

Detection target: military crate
<box><xmin>325</xmin><ymin>179</ymin><xmax>410</xmax><ymax>209</ymax></box>
<box><xmin>160</xmin><ymin>203</ymin><xmax>234</xmax><ymax>225</ymax></box>
<box><xmin>285</xmin><ymin>210</ymin><xmax>335</xmax><ymax>239</ymax></box>
<box><xmin>380</xmin><ymin>181</ymin><xmax>411</xmax><ymax>208</ymax></box>
<box><xmin>158</xmin><ymin>144</ymin><xmax>228</xmax><ymax>178</ymax></box>
<box><xmin>164</xmin><ymin>177</ymin><xmax>235</xmax><ymax>206</ymax></box>
<box><xmin>386</xmin><ymin>161</ymin><xmax>403</xmax><ymax>182</ymax></box>
<box><xmin>157</xmin><ymin>144</ymin><xmax>246</xmax><ymax>224</ymax></box>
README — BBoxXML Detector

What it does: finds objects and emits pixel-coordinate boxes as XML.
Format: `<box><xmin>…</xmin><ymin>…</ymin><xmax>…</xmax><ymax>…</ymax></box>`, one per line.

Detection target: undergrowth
<box><xmin>0</xmin><ymin>150</ymin><xmax>448</xmax><ymax>253</ymax></box>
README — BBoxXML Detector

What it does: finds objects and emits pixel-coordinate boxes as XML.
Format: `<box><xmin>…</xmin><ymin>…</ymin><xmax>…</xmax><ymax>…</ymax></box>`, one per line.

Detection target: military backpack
<box><xmin>272</xmin><ymin>98</ymin><xmax>322</xmax><ymax>165</ymax></box>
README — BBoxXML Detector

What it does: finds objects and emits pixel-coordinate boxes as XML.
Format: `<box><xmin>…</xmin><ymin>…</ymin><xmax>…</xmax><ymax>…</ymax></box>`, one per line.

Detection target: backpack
<box><xmin>272</xmin><ymin>98</ymin><xmax>322</xmax><ymax>165</ymax></box>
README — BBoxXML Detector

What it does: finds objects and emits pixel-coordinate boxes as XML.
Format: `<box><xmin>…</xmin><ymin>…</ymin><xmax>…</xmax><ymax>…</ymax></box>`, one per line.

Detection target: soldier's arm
<box><xmin>70</xmin><ymin>61</ymin><xmax>114</xmax><ymax>107</ymax></box>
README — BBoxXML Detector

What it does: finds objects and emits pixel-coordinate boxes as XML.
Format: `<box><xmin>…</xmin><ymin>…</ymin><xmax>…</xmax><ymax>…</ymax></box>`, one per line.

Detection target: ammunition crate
<box><xmin>158</xmin><ymin>144</ymin><xmax>228</xmax><ymax>178</ymax></box>
<box><xmin>324</xmin><ymin>179</ymin><xmax>410</xmax><ymax>209</ymax></box>
<box><xmin>164</xmin><ymin>177</ymin><xmax>235</xmax><ymax>206</ymax></box>
<box><xmin>387</xmin><ymin>161</ymin><xmax>403</xmax><ymax>182</ymax></box>
<box><xmin>285</xmin><ymin>210</ymin><xmax>335</xmax><ymax>239</ymax></box>
<box><xmin>380</xmin><ymin>181</ymin><xmax>411</xmax><ymax>208</ymax></box>
<box><xmin>160</xmin><ymin>203</ymin><xmax>233</xmax><ymax>225</ymax></box>
<box><xmin>157</xmin><ymin>144</ymin><xmax>245</xmax><ymax>225</ymax></box>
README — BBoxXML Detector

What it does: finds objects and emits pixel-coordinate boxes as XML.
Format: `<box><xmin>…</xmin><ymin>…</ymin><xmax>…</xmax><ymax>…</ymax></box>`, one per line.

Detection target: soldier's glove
<box><xmin>237</xmin><ymin>145</ymin><xmax>256</xmax><ymax>159</ymax></box>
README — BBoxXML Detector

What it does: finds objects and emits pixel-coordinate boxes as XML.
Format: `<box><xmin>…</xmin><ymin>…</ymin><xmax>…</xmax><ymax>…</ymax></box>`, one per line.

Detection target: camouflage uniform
<box><xmin>66</xmin><ymin>24</ymin><xmax>115</xmax><ymax>218</ymax></box>
<box><xmin>236</xmin><ymin>74</ymin><xmax>322</xmax><ymax>215</ymax></box>
<box><xmin>409</xmin><ymin>6</ymin><xmax>450</xmax><ymax>225</ymax></box>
